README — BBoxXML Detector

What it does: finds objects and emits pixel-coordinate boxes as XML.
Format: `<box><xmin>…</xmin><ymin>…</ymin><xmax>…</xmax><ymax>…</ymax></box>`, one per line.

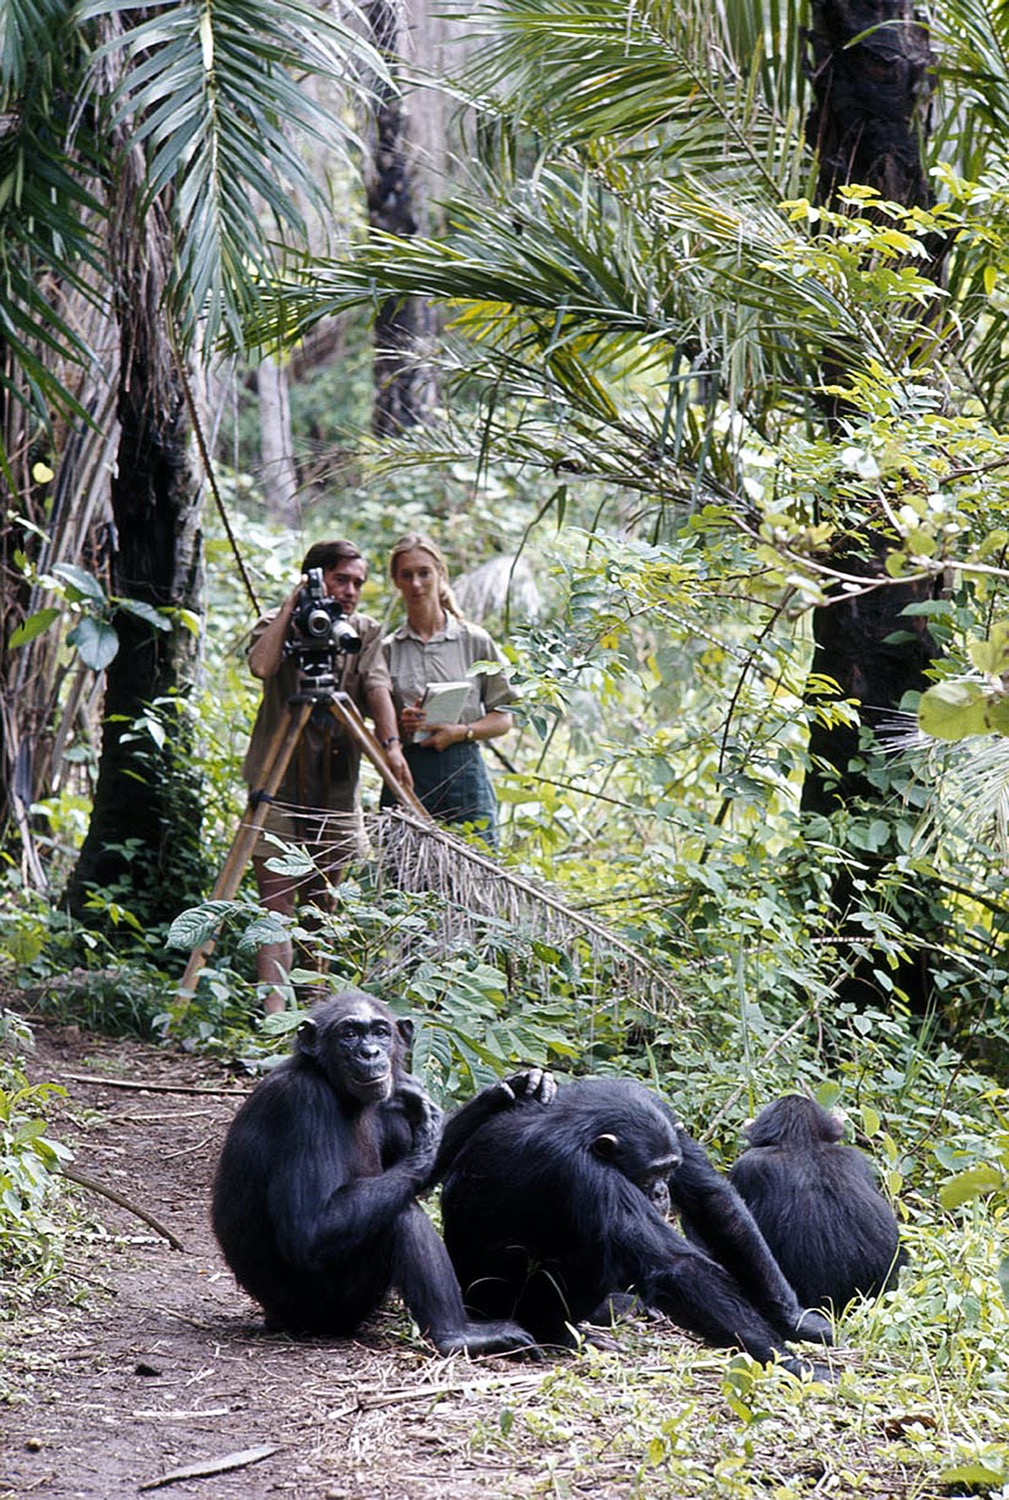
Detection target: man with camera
<box><xmin>241</xmin><ymin>539</ymin><xmax>412</xmax><ymax>1013</ymax></box>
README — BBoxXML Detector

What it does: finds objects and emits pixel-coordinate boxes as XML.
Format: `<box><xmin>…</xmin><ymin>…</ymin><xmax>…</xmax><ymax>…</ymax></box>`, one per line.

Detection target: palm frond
<box><xmin>932</xmin><ymin>0</ymin><xmax>1009</xmax><ymax>146</ymax></box>
<box><xmin>0</xmin><ymin>0</ymin><xmax>108</xmax><ymax>432</ymax></box>
<box><xmin>370</xmin><ymin>809</ymin><xmax>686</xmax><ymax>1018</ymax></box>
<box><xmin>907</xmin><ymin>736</ymin><xmax>1009</xmax><ymax>871</ymax></box>
<box><xmin>78</xmin><ymin>0</ymin><xmax>389</xmax><ymax>348</ymax></box>
<box><xmin>452</xmin><ymin>0</ymin><xmax>808</xmax><ymax>205</ymax></box>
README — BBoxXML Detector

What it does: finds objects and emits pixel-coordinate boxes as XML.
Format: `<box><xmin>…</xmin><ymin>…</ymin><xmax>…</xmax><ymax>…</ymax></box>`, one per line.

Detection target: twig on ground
<box><xmin>60</xmin><ymin>1072</ymin><xmax>246</xmax><ymax>1098</ymax></box>
<box><xmin>60</xmin><ymin>1164</ymin><xmax>186</xmax><ymax>1252</ymax></box>
<box><xmin>139</xmin><ymin>1444</ymin><xmax>278</xmax><ymax>1490</ymax></box>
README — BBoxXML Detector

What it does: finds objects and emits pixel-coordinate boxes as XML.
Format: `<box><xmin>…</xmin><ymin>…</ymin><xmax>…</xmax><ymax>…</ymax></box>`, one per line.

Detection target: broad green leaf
<box><xmin>116</xmin><ymin>598</ymin><xmax>172</xmax><ymax>631</ymax></box>
<box><xmin>968</xmin><ymin>624</ymin><xmax>1009</xmax><ymax>676</ymax></box>
<box><xmin>264</xmin><ymin>851</ymin><xmax>316</xmax><ymax>877</ymax></box>
<box><xmin>999</xmin><ymin>1256</ymin><xmax>1009</xmax><ymax>1303</ymax></box>
<box><xmin>51</xmin><ymin>563</ymin><xmax>106</xmax><ymax>603</ymax></box>
<box><xmin>166</xmin><ymin>900</ymin><xmax>243</xmax><ymax>948</ymax></box>
<box><xmin>939</xmin><ymin>1163</ymin><xmax>1003</xmax><ymax>1210</ymax></box>
<box><xmin>67</xmin><ymin>617</ymin><xmax>119</xmax><ymax>671</ymax></box>
<box><xmin>938</xmin><ymin>1464</ymin><xmax>1006</xmax><ymax>1489</ymax></box>
<box><xmin>986</xmin><ymin>696</ymin><xmax>1009</xmax><ymax>735</ymax></box>
<box><xmin>918</xmin><ymin>680</ymin><xmax>990</xmax><ymax>740</ymax></box>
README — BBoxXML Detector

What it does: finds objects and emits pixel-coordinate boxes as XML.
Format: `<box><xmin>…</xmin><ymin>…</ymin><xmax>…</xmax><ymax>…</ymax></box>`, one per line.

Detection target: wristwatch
<box><xmin>465</xmin><ymin>726</ymin><xmax>476</xmax><ymax>743</ymax></box>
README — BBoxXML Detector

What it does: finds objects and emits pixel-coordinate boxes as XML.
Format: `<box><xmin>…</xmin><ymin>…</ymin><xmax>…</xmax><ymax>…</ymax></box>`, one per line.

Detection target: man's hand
<box><xmin>385</xmin><ymin>744</ymin><xmax>414</xmax><ymax>790</ymax></box>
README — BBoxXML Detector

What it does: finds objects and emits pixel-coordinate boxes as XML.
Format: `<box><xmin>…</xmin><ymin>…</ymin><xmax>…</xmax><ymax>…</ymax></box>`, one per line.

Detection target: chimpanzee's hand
<box><xmin>393</xmin><ymin>1073</ymin><xmax>432</xmax><ymax>1118</ymax></box>
<box><xmin>395</xmin><ymin>1077</ymin><xmax>443</xmax><ymax>1170</ymax></box>
<box><xmin>498</xmin><ymin>1067</ymin><xmax>557</xmax><ymax>1106</ymax></box>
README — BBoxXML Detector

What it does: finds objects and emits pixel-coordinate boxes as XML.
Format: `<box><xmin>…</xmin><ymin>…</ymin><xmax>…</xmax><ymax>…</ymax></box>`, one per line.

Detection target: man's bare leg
<box><xmin>252</xmin><ymin>856</ymin><xmax>295</xmax><ymax>1014</ymax></box>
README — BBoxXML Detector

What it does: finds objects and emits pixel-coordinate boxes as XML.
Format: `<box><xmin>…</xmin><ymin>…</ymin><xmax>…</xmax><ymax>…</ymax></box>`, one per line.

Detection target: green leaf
<box><xmin>8</xmin><ymin>607</ymin><xmax>61</xmax><ymax>648</ymax></box>
<box><xmin>918</xmin><ymin>680</ymin><xmax>990</xmax><ymax>741</ymax></box>
<box><xmin>237</xmin><ymin>915</ymin><xmax>291</xmax><ymax>953</ymax></box>
<box><xmin>938</xmin><ymin>1463</ymin><xmax>1006</xmax><ymax>1489</ymax></box>
<box><xmin>66</xmin><ymin>617</ymin><xmax>119</xmax><ymax>671</ymax></box>
<box><xmin>264</xmin><ymin>851</ymin><xmax>316</xmax><ymax>877</ymax></box>
<box><xmin>116</xmin><ymin>598</ymin><xmax>172</xmax><ymax>631</ymax></box>
<box><xmin>998</xmin><ymin>1256</ymin><xmax>1009</xmax><ymax>1304</ymax></box>
<box><xmin>939</xmin><ymin>1163</ymin><xmax>1003</xmax><ymax>1210</ymax></box>
<box><xmin>167</xmin><ymin>900</ymin><xmax>244</xmax><ymax>949</ymax></box>
<box><xmin>968</xmin><ymin>624</ymin><xmax>1009</xmax><ymax>676</ymax></box>
<box><xmin>986</xmin><ymin>696</ymin><xmax>1009</xmax><ymax>735</ymax></box>
<box><xmin>51</xmin><ymin>563</ymin><xmax>106</xmax><ymax>603</ymax></box>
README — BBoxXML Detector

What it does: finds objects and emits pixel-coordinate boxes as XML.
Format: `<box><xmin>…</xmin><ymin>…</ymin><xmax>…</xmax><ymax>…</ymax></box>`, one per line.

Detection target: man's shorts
<box><xmin>243</xmin><ymin>796</ymin><xmax>367</xmax><ymax>881</ymax></box>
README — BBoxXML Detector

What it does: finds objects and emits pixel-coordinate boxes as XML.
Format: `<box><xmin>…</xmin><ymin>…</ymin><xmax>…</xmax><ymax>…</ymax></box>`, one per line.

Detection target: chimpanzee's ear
<box><xmin>396</xmin><ymin>1017</ymin><xmax>415</xmax><ymax>1048</ymax></box>
<box><xmin>296</xmin><ymin>1018</ymin><xmax>320</xmax><ymax>1057</ymax></box>
<box><xmin>591</xmin><ymin>1133</ymin><xmax>619</xmax><ymax>1161</ymax></box>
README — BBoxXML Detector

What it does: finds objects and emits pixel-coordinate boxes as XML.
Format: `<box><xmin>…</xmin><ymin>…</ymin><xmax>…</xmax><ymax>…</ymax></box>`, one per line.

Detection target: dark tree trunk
<box><xmin>64</xmin><ymin>179</ymin><xmax>206</xmax><ymax>929</ymax></box>
<box><xmin>0</xmin><ymin>375</ymin><xmax>37</xmax><ymax>862</ymax></box>
<box><xmin>800</xmin><ymin>0</ymin><xmax>943</xmax><ymax>1010</ymax></box>
<box><xmin>364</xmin><ymin>0</ymin><xmax>437</xmax><ymax>434</ymax></box>
<box><xmin>805</xmin><ymin>0</ymin><xmax>935</xmax><ymax>209</ymax></box>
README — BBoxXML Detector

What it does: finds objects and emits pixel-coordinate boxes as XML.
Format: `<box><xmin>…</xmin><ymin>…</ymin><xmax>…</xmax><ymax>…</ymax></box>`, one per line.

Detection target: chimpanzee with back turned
<box><xmin>431</xmin><ymin>1074</ymin><xmax>833</xmax><ymax>1372</ymax></box>
<box><xmin>728</xmin><ymin>1094</ymin><xmax>907</xmax><ymax>1311</ymax></box>
<box><xmin>211</xmin><ymin>989</ymin><xmax>534</xmax><ymax>1355</ymax></box>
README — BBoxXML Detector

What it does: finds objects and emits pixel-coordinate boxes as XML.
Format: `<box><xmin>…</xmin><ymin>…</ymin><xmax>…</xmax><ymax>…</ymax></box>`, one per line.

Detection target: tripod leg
<box><xmin>174</xmin><ymin>700</ymin><xmax>314</xmax><ymax>1014</ymax></box>
<box><xmin>326</xmin><ymin>692</ymin><xmax>434</xmax><ymax>821</ymax></box>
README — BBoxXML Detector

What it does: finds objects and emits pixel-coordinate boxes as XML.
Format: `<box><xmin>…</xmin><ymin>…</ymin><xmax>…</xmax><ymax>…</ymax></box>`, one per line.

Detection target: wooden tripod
<box><xmin>173</xmin><ymin>686</ymin><xmax>431</xmax><ymax>1017</ymax></box>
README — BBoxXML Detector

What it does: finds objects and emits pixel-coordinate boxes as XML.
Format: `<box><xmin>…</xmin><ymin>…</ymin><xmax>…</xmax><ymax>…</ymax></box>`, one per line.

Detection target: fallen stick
<box><xmin>60</xmin><ymin>1072</ymin><xmax>246</xmax><ymax>1098</ymax></box>
<box><xmin>354</xmin><ymin>1372</ymin><xmax>546</xmax><ymax>1410</ymax></box>
<box><xmin>139</xmin><ymin>1444</ymin><xmax>278</xmax><ymax>1490</ymax></box>
<box><xmin>60</xmin><ymin>1164</ymin><xmax>186</xmax><ymax>1252</ymax></box>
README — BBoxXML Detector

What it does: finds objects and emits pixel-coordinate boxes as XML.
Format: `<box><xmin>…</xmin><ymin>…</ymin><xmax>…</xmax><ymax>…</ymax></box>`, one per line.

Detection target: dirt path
<box><xmin>0</xmin><ymin>1019</ymin><xmax>561</xmax><ymax>1500</ymax></box>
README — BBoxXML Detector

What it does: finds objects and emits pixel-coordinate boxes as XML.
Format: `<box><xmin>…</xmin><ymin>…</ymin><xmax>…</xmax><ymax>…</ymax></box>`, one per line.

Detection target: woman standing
<box><xmin>381</xmin><ymin>533</ymin><xmax>517</xmax><ymax>846</ymax></box>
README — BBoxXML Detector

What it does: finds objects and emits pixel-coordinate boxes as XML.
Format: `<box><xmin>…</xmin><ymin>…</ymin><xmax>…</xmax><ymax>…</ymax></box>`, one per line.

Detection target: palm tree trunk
<box><xmin>64</xmin><ymin>140</ymin><xmax>207</xmax><ymax>927</ymax></box>
<box><xmin>805</xmin><ymin>0</ymin><xmax>935</xmax><ymax>208</ymax></box>
<box><xmin>365</xmin><ymin>0</ymin><xmax>438</xmax><ymax>434</ymax></box>
<box><xmin>800</xmin><ymin>0</ymin><xmax>943</xmax><ymax>1010</ymax></box>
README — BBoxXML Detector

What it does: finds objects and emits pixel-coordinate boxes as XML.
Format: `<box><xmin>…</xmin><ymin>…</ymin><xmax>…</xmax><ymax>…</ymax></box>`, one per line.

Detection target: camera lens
<box><xmin>304</xmin><ymin>606</ymin><xmax>335</xmax><ymax>638</ymax></box>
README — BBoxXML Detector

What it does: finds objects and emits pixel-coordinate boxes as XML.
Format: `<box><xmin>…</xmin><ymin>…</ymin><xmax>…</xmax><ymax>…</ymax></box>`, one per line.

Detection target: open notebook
<box><xmin>415</xmin><ymin>680</ymin><xmax>471</xmax><ymax>742</ymax></box>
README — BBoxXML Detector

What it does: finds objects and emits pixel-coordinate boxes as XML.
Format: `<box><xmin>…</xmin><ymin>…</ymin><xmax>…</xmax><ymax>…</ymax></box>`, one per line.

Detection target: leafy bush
<box><xmin>0</xmin><ymin>1011</ymin><xmax>70</xmax><ymax>1304</ymax></box>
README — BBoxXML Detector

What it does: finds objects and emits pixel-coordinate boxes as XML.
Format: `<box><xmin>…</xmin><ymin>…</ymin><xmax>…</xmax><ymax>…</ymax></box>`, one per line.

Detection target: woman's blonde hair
<box><xmin>388</xmin><ymin>532</ymin><xmax>463</xmax><ymax>619</ymax></box>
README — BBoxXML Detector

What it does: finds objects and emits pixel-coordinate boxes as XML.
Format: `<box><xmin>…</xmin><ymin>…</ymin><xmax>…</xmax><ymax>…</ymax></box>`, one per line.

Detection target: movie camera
<box><xmin>286</xmin><ymin>567</ymin><xmax>361</xmax><ymax>693</ymax></box>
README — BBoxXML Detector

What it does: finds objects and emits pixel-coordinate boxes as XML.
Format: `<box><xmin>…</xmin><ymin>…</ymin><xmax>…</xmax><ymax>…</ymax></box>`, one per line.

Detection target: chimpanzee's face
<box><xmin>298</xmin><ymin>995</ymin><xmax>407</xmax><ymax>1104</ymax></box>
<box><xmin>328</xmin><ymin>1008</ymin><xmax>397</xmax><ymax>1102</ymax></box>
<box><xmin>591</xmin><ymin>1115</ymin><xmax>681</xmax><ymax>1216</ymax></box>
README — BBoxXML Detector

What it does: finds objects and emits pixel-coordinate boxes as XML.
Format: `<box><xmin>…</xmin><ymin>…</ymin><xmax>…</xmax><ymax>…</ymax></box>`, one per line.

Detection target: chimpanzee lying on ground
<box><xmin>431</xmin><ymin>1073</ymin><xmax>833</xmax><ymax>1373</ymax></box>
<box><xmin>728</xmin><ymin>1094</ymin><xmax>907</xmax><ymax>1311</ymax></box>
<box><xmin>211</xmin><ymin>990</ymin><xmax>534</xmax><ymax>1355</ymax></box>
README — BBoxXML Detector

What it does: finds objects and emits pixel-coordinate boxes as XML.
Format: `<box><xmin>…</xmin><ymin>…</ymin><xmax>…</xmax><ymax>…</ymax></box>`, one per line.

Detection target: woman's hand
<box><xmin>399</xmin><ymin>697</ymin><xmax>427</xmax><ymax>739</ymax></box>
<box><xmin>422</xmin><ymin>722</ymin><xmax>469</xmax><ymax>752</ymax></box>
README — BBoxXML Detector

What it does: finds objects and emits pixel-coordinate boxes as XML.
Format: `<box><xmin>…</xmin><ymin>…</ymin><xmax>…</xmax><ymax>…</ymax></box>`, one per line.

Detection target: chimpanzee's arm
<box><xmin>670</xmin><ymin>1129</ymin><xmax>832</xmax><ymax>1345</ymax></box>
<box><xmin>428</xmin><ymin>1068</ymin><xmax>556</xmax><ymax>1186</ymax></box>
<box><xmin>269</xmin><ymin>1081</ymin><xmax>443</xmax><ymax>1268</ymax></box>
<box><xmin>610</xmin><ymin>1186</ymin><xmax>827</xmax><ymax>1376</ymax></box>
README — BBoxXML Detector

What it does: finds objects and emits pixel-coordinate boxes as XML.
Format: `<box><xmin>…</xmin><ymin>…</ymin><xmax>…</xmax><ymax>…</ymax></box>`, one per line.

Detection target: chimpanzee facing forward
<box><xmin>728</xmin><ymin>1094</ymin><xmax>907</xmax><ymax>1311</ymax></box>
<box><xmin>432</xmin><ymin>1075</ymin><xmax>833</xmax><ymax>1370</ymax></box>
<box><xmin>211</xmin><ymin>990</ymin><xmax>534</xmax><ymax>1355</ymax></box>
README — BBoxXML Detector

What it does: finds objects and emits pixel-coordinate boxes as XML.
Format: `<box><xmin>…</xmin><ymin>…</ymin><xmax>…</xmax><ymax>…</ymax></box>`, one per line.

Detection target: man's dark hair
<box><xmin>301</xmin><ymin>540</ymin><xmax>366</xmax><ymax>575</ymax></box>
